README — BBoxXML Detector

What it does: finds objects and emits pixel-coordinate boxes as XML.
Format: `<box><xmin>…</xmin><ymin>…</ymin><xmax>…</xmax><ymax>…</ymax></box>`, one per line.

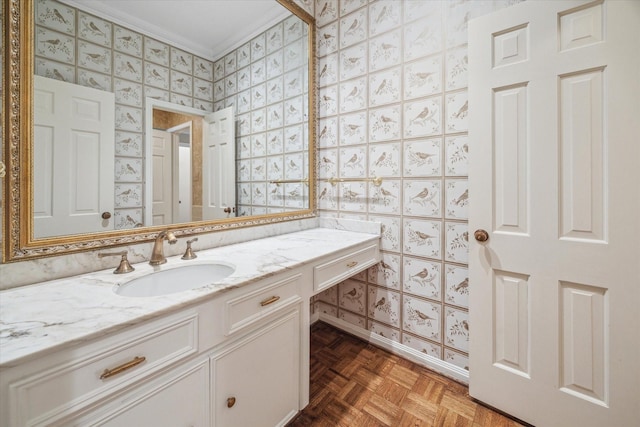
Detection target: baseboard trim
<box><xmin>317</xmin><ymin>314</ymin><xmax>470</xmax><ymax>385</ymax></box>
<box><xmin>310</xmin><ymin>310</ymin><xmax>320</xmax><ymax>325</ymax></box>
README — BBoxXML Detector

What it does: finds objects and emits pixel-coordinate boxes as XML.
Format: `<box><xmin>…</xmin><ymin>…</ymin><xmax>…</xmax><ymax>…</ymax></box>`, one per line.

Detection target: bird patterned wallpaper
<box><xmin>313</xmin><ymin>0</ymin><xmax>522</xmax><ymax>372</ymax></box>
<box><xmin>211</xmin><ymin>13</ymin><xmax>310</xmax><ymax>216</ymax></box>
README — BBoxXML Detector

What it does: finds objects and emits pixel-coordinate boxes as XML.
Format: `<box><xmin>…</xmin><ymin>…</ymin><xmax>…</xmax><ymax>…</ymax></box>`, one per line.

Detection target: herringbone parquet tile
<box><xmin>287</xmin><ymin>322</ymin><xmax>527</xmax><ymax>427</ymax></box>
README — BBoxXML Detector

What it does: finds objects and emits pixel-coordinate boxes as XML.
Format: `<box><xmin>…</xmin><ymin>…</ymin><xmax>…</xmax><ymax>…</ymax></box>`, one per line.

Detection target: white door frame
<box><xmin>176</xmin><ymin>142</ymin><xmax>193</xmax><ymax>223</ymax></box>
<box><xmin>166</xmin><ymin>121</ymin><xmax>193</xmax><ymax>223</ymax></box>
<box><xmin>151</xmin><ymin>129</ymin><xmax>174</xmax><ymax>225</ymax></box>
<box><xmin>144</xmin><ymin>98</ymin><xmax>206</xmax><ymax>226</ymax></box>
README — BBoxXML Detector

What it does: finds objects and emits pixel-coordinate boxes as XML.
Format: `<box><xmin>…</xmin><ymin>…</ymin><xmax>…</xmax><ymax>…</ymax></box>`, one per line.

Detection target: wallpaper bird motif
<box><xmin>210</xmin><ymin>13</ymin><xmax>310</xmax><ymax>215</ymax></box>
<box><xmin>314</xmin><ymin>0</ymin><xmax>522</xmax><ymax>372</ymax></box>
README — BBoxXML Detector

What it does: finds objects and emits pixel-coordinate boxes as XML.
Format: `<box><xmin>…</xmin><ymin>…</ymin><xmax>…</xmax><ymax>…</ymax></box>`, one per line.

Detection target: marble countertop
<box><xmin>0</xmin><ymin>227</ymin><xmax>379</xmax><ymax>368</ymax></box>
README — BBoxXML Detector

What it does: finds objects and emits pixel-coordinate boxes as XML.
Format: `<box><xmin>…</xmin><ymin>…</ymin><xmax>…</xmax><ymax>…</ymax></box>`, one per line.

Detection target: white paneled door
<box><xmin>203</xmin><ymin>107</ymin><xmax>236</xmax><ymax>220</ymax></box>
<box><xmin>33</xmin><ymin>75</ymin><xmax>115</xmax><ymax>238</ymax></box>
<box><xmin>469</xmin><ymin>1</ymin><xmax>639</xmax><ymax>426</ymax></box>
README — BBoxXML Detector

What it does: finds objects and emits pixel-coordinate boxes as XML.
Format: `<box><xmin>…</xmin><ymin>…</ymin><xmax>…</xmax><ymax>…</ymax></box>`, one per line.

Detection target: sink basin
<box><xmin>114</xmin><ymin>263</ymin><xmax>235</xmax><ymax>297</ymax></box>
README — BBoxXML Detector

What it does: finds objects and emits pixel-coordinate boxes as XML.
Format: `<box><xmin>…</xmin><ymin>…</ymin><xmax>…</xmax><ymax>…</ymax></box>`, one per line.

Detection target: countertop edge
<box><xmin>0</xmin><ymin>229</ymin><xmax>380</xmax><ymax>368</ymax></box>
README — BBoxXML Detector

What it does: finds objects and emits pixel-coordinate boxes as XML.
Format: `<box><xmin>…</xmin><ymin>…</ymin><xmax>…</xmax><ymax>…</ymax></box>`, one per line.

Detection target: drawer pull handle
<box><xmin>346</xmin><ymin>261</ymin><xmax>358</xmax><ymax>268</ymax></box>
<box><xmin>100</xmin><ymin>356</ymin><xmax>146</xmax><ymax>380</ymax></box>
<box><xmin>227</xmin><ymin>397</ymin><xmax>236</xmax><ymax>408</ymax></box>
<box><xmin>260</xmin><ymin>295</ymin><xmax>281</xmax><ymax>306</ymax></box>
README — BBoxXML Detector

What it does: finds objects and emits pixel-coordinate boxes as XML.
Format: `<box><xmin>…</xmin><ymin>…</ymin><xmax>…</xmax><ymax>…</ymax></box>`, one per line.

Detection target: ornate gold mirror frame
<box><xmin>2</xmin><ymin>0</ymin><xmax>316</xmax><ymax>262</ymax></box>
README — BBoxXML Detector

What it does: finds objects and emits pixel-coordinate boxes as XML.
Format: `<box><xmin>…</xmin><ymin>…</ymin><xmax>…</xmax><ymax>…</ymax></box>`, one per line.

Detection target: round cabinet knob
<box><xmin>474</xmin><ymin>229</ymin><xmax>489</xmax><ymax>242</ymax></box>
<box><xmin>101</xmin><ymin>212</ymin><xmax>112</xmax><ymax>219</ymax></box>
<box><xmin>227</xmin><ymin>397</ymin><xmax>236</xmax><ymax>408</ymax></box>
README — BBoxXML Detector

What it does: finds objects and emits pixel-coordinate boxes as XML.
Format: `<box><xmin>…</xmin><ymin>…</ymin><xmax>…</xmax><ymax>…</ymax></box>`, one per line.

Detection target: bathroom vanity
<box><xmin>0</xmin><ymin>227</ymin><xmax>380</xmax><ymax>426</ymax></box>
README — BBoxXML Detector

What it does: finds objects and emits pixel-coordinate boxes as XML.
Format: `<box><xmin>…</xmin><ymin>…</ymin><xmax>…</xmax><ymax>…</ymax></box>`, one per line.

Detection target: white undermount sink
<box><xmin>114</xmin><ymin>263</ymin><xmax>235</xmax><ymax>297</ymax></box>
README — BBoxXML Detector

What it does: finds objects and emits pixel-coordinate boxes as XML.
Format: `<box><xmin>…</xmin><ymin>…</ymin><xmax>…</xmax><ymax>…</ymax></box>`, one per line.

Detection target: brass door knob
<box><xmin>223</xmin><ymin>207</ymin><xmax>231</xmax><ymax>214</ymax></box>
<box><xmin>102</xmin><ymin>212</ymin><xmax>112</xmax><ymax>219</ymax></box>
<box><xmin>227</xmin><ymin>397</ymin><xmax>236</xmax><ymax>408</ymax></box>
<box><xmin>474</xmin><ymin>229</ymin><xmax>489</xmax><ymax>242</ymax></box>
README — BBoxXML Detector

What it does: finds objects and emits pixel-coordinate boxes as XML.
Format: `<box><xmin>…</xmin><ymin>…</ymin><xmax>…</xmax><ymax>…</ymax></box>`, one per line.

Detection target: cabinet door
<box><xmin>77</xmin><ymin>359</ymin><xmax>210</xmax><ymax>427</ymax></box>
<box><xmin>212</xmin><ymin>309</ymin><xmax>300</xmax><ymax>427</ymax></box>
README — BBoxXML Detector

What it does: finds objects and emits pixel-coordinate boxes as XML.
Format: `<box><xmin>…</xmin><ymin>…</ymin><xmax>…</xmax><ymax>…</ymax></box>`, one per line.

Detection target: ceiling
<box><xmin>62</xmin><ymin>0</ymin><xmax>292</xmax><ymax>61</ymax></box>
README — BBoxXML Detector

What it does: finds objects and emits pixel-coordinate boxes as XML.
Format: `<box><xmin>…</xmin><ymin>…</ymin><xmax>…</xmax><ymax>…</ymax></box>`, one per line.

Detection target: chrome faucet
<box><xmin>149</xmin><ymin>230</ymin><xmax>178</xmax><ymax>265</ymax></box>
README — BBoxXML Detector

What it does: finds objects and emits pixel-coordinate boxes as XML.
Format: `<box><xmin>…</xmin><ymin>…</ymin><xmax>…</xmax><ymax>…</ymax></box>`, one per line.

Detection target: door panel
<box><xmin>493</xmin><ymin>84</ymin><xmax>528</xmax><ymax>235</ymax></box>
<box><xmin>469</xmin><ymin>1</ymin><xmax>639</xmax><ymax>426</ymax></box>
<box><xmin>203</xmin><ymin>107</ymin><xmax>236</xmax><ymax>220</ymax></box>
<box><xmin>559</xmin><ymin>69</ymin><xmax>605</xmax><ymax>241</ymax></box>
<box><xmin>493</xmin><ymin>270</ymin><xmax>530</xmax><ymax>377</ymax></box>
<box><xmin>71</xmin><ymin>131</ymin><xmax>101</xmax><ymax>213</ymax></box>
<box><xmin>33</xmin><ymin>75</ymin><xmax>115</xmax><ymax>237</ymax></box>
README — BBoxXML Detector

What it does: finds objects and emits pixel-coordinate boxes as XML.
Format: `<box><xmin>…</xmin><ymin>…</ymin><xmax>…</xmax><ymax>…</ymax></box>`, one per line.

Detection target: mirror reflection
<box><xmin>32</xmin><ymin>0</ymin><xmax>310</xmax><ymax>239</ymax></box>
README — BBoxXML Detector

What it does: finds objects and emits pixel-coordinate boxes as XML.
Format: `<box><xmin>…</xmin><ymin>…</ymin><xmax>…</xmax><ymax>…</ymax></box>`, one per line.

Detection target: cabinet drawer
<box><xmin>9</xmin><ymin>312</ymin><xmax>198</xmax><ymax>426</ymax></box>
<box><xmin>224</xmin><ymin>274</ymin><xmax>301</xmax><ymax>335</ymax></box>
<box><xmin>70</xmin><ymin>358</ymin><xmax>210</xmax><ymax>427</ymax></box>
<box><xmin>314</xmin><ymin>243</ymin><xmax>379</xmax><ymax>292</ymax></box>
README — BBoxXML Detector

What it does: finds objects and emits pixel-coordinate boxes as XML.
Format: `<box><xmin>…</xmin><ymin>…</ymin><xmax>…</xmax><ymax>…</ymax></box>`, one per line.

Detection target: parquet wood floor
<box><xmin>287</xmin><ymin>322</ymin><xmax>527</xmax><ymax>427</ymax></box>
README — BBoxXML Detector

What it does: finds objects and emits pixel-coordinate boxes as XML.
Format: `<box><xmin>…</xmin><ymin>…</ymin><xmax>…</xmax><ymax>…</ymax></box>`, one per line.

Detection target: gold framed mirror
<box><xmin>2</xmin><ymin>0</ymin><xmax>316</xmax><ymax>262</ymax></box>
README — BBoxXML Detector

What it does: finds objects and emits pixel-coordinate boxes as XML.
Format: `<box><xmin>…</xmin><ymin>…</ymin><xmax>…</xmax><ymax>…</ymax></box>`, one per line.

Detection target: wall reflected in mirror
<box><xmin>32</xmin><ymin>0</ymin><xmax>309</xmax><ymax>238</ymax></box>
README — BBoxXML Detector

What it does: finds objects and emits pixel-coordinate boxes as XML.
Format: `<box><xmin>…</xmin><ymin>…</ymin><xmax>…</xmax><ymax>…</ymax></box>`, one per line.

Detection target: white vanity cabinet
<box><xmin>0</xmin><ymin>229</ymin><xmax>381</xmax><ymax>427</ymax></box>
<box><xmin>0</xmin><ymin>310</ymin><xmax>201</xmax><ymax>426</ymax></box>
<box><xmin>212</xmin><ymin>309</ymin><xmax>300</xmax><ymax>427</ymax></box>
<box><xmin>0</xmin><ymin>272</ymin><xmax>305</xmax><ymax>427</ymax></box>
<box><xmin>212</xmin><ymin>272</ymin><xmax>303</xmax><ymax>427</ymax></box>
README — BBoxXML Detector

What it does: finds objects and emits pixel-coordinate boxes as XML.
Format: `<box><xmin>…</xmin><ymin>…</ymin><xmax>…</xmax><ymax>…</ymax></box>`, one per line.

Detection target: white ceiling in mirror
<box><xmin>61</xmin><ymin>0</ymin><xmax>292</xmax><ymax>60</ymax></box>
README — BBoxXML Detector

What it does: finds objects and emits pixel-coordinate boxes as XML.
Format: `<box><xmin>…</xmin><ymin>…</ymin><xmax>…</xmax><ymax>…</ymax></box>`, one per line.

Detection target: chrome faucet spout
<box><xmin>149</xmin><ymin>230</ymin><xmax>178</xmax><ymax>265</ymax></box>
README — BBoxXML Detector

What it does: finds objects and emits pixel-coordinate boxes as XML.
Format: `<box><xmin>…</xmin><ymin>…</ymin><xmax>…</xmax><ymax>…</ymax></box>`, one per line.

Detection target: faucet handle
<box><xmin>181</xmin><ymin>238</ymin><xmax>198</xmax><ymax>260</ymax></box>
<box><xmin>98</xmin><ymin>250</ymin><xmax>135</xmax><ymax>274</ymax></box>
